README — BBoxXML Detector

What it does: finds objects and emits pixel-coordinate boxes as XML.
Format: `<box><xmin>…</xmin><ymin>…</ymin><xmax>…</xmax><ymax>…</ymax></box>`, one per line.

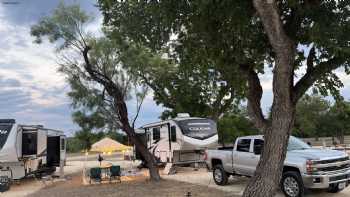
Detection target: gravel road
<box><xmin>163</xmin><ymin>167</ymin><xmax>350</xmax><ymax>197</ymax></box>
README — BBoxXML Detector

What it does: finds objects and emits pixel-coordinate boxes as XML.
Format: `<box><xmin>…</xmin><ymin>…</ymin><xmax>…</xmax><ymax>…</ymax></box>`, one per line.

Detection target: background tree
<box><xmin>293</xmin><ymin>94</ymin><xmax>350</xmax><ymax>142</ymax></box>
<box><xmin>98</xmin><ymin>0</ymin><xmax>350</xmax><ymax>196</ymax></box>
<box><xmin>30</xmin><ymin>3</ymin><xmax>160</xmax><ymax>180</ymax></box>
<box><xmin>218</xmin><ymin>107</ymin><xmax>258</xmax><ymax>145</ymax></box>
<box><xmin>293</xmin><ymin>94</ymin><xmax>330</xmax><ymax>138</ymax></box>
<box><xmin>322</xmin><ymin>100</ymin><xmax>350</xmax><ymax>143</ymax></box>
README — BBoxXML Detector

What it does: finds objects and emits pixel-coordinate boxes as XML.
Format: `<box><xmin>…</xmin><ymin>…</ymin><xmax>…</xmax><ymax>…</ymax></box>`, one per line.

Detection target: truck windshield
<box><xmin>177</xmin><ymin>119</ymin><xmax>217</xmax><ymax>140</ymax></box>
<box><xmin>288</xmin><ymin>136</ymin><xmax>311</xmax><ymax>151</ymax></box>
<box><xmin>0</xmin><ymin>124</ymin><xmax>13</xmax><ymax>149</ymax></box>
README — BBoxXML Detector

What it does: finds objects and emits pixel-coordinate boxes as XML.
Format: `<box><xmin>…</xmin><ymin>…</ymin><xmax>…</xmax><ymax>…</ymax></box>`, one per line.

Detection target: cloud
<box><xmin>0</xmin><ymin>0</ymin><xmax>100</xmax><ymax>26</ymax></box>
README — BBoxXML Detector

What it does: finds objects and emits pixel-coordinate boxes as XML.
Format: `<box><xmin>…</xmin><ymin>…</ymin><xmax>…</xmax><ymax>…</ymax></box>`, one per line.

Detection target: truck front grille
<box><xmin>318</xmin><ymin>163</ymin><xmax>350</xmax><ymax>172</ymax></box>
<box><xmin>314</xmin><ymin>156</ymin><xmax>349</xmax><ymax>164</ymax></box>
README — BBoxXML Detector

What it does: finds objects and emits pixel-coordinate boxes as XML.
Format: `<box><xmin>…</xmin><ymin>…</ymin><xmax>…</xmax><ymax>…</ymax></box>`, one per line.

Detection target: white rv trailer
<box><xmin>0</xmin><ymin>119</ymin><xmax>66</xmax><ymax>180</ymax></box>
<box><xmin>135</xmin><ymin>114</ymin><xmax>218</xmax><ymax>165</ymax></box>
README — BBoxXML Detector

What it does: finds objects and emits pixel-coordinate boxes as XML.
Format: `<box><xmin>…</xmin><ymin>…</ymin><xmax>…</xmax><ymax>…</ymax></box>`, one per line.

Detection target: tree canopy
<box><xmin>98</xmin><ymin>1</ymin><xmax>350</xmax><ymax>196</ymax></box>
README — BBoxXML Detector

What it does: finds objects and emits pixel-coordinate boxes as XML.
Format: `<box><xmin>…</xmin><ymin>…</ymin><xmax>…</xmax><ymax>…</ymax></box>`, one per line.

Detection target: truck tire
<box><xmin>213</xmin><ymin>165</ymin><xmax>228</xmax><ymax>185</ymax></box>
<box><xmin>327</xmin><ymin>183</ymin><xmax>345</xmax><ymax>193</ymax></box>
<box><xmin>281</xmin><ymin>171</ymin><xmax>304</xmax><ymax>197</ymax></box>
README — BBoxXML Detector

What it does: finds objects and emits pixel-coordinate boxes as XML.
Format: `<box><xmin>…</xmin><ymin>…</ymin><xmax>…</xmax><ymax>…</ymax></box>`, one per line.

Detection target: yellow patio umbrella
<box><xmin>90</xmin><ymin>137</ymin><xmax>132</xmax><ymax>153</ymax></box>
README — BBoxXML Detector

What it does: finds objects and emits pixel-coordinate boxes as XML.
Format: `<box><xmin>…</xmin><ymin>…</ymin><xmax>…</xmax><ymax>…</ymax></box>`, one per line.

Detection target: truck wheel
<box><xmin>281</xmin><ymin>171</ymin><xmax>304</xmax><ymax>197</ymax></box>
<box><xmin>213</xmin><ymin>165</ymin><xmax>228</xmax><ymax>185</ymax></box>
<box><xmin>327</xmin><ymin>183</ymin><xmax>345</xmax><ymax>193</ymax></box>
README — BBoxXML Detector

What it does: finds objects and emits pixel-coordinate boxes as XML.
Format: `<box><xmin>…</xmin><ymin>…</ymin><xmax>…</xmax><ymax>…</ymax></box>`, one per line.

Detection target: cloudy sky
<box><xmin>0</xmin><ymin>0</ymin><xmax>349</xmax><ymax>136</ymax></box>
<box><xmin>0</xmin><ymin>0</ymin><xmax>164</xmax><ymax>136</ymax></box>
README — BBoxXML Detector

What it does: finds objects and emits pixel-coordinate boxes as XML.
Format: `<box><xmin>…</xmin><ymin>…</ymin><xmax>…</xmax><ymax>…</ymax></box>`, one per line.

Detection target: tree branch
<box><xmin>293</xmin><ymin>57</ymin><xmax>344</xmax><ymax>103</ymax></box>
<box><xmin>306</xmin><ymin>47</ymin><xmax>315</xmax><ymax>73</ymax></box>
<box><xmin>132</xmin><ymin>86</ymin><xmax>148</xmax><ymax>129</ymax></box>
<box><xmin>253</xmin><ymin>0</ymin><xmax>294</xmax><ymax>54</ymax></box>
<box><xmin>240</xmin><ymin>65</ymin><xmax>268</xmax><ymax>131</ymax></box>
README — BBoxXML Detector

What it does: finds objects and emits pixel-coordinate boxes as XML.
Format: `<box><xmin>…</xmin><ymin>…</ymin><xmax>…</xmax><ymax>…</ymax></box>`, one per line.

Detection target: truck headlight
<box><xmin>306</xmin><ymin>159</ymin><xmax>317</xmax><ymax>174</ymax></box>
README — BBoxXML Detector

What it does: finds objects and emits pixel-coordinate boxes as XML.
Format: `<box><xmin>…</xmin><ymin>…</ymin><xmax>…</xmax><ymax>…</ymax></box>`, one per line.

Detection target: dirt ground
<box><xmin>26</xmin><ymin>173</ymin><xmax>231</xmax><ymax>197</ymax></box>
<box><xmin>3</xmin><ymin>153</ymin><xmax>350</xmax><ymax>197</ymax></box>
<box><xmin>163</xmin><ymin>167</ymin><xmax>350</xmax><ymax>197</ymax></box>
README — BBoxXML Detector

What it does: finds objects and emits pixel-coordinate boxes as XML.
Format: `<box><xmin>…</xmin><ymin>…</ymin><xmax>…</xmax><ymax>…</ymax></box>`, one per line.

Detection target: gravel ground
<box><xmin>3</xmin><ymin>153</ymin><xmax>350</xmax><ymax>197</ymax></box>
<box><xmin>163</xmin><ymin>167</ymin><xmax>350</xmax><ymax>197</ymax></box>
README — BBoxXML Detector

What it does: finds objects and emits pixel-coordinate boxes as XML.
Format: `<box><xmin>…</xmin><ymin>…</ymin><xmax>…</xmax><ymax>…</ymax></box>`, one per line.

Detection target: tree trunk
<box><xmin>243</xmin><ymin>0</ymin><xmax>297</xmax><ymax>196</ymax></box>
<box><xmin>243</xmin><ymin>110</ymin><xmax>295</xmax><ymax>197</ymax></box>
<box><xmin>82</xmin><ymin>47</ymin><xmax>161</xmax><ymax>181</ymax></box>
<box><xmin>115</xmin><ymin>96</ymin><xmax>161</xmax><ymax>181</ymax></box>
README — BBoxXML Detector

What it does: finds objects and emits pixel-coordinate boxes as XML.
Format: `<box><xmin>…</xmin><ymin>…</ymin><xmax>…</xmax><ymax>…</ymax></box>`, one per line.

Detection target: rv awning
<box><xmin>90</xmin><ymin>137</ymin><xmax>132</xmax><ymax>153</ymax></box>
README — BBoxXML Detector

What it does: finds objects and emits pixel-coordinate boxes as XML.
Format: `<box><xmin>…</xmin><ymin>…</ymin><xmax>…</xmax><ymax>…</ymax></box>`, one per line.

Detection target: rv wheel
<box><xmin>0</xmin><ymin>176</ymin><xmax>10</xmax><ymax>192</ymax></box>
<box><xmin>213</xmin><ymin>165</ymin><xmax>228</xmax><ymax>185</ymax></box>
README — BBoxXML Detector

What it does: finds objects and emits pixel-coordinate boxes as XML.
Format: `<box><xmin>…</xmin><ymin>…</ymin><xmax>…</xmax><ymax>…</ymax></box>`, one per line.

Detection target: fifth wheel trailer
<box><xmin>135</xmin><ymin>113</ymin><xmax>218</xmax><ymax>166</ymax></box>
<box><xmin>0</xmin><ymin>119</ymin><xmax>66</xmax><ymax>180</ymax></box>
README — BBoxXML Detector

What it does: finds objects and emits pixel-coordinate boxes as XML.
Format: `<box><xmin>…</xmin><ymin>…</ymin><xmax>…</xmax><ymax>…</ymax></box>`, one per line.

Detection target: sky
<box><xmin>0</xmin><ymin>0</ymin><xmax>164</xmax><ymax>136</ymax></box>
<box><xmin>0</xmin><ymin>0</ymin><xmax>349</xmax><ymax>136</ymax></box>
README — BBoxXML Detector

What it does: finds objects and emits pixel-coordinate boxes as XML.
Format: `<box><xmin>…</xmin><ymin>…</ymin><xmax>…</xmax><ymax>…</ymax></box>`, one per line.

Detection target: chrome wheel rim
<box><xmin>283</xmin><ymin>177</ymin><xmax>299</xmax><ymax>197</ymax></box>
<box><xmin>214</xmin><ymin>169</ymin><xmax>222</xmax><ymax>183</ymax></box>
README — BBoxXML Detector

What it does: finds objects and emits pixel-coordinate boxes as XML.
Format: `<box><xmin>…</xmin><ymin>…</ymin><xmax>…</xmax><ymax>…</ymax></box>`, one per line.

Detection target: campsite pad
<box><xmin>28</xmin><ymin>173</ymin><xmax>232</xmax><ymax>197</ymax></box>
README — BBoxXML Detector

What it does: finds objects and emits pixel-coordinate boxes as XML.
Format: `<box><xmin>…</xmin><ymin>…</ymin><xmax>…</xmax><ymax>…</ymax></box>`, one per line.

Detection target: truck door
<box><xmin>245</xmin><ymin>139</ymin><xmax>264</xmax><ymax>175</ymax></box>
<box><xmin>233</xmin><ymin>138</ymin><xmax>253</xmax><ymax>175</ymax></box>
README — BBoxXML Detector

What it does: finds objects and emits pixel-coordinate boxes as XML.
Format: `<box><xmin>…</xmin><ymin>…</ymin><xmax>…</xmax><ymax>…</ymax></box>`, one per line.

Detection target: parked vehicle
<box><xmin>205</xmin><ymin>135</ymin><xmax>350</xmax><ymax>197</ymax></box>
<box><xmin>0</xmin><ymin>119</ymin><xmax>66</xmax><ymax>180</ymax></box>
<box><xmin>135</xmin><ymin>113</ymin><xmax>218</xmax><ymax>166</ymax></box>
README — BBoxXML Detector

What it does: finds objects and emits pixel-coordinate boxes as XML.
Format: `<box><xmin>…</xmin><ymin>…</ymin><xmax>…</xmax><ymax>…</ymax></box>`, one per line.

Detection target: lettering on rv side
<box><xmin>188</xmin><ymin>127</ymin><xmax>210</xmax><ymax>131</ymax></box>
<box><xmin>0</xmin><ymin>130</ymin><xmax>8</xmax><ymax>135</ymax></box>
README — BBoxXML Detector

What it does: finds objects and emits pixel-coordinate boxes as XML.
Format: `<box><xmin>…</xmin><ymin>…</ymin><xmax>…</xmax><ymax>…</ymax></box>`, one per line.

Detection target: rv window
<box><xmin>61</xmin><ymin>138</ymin><xmax>65</xmax><ymax>150</ymax></box>
<box><xmin>153</xmin><ymin>128</ymin><xmax>160</xmax><ymax>141</ymax></box>
<box><xmin>22</xmin><ymin>132</ymin><xmax>37</xmax><ymax>155</ymax></box>
<box><xmin>170</xmin><ymin>126</ymin><xmax>176</xmax><ymax>142</ymax></box>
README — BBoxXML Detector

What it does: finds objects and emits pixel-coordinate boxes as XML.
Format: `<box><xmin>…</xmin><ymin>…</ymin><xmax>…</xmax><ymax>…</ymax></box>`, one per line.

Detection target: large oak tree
<box><xmin>30</xmin><ymin>3</ymin><xmax>161</xmax><ymax>181</ymax></box>
<box><xmin>98</xmin><ymin>0</ymin><xmax>350</xmax><ymax>196</ymax></box>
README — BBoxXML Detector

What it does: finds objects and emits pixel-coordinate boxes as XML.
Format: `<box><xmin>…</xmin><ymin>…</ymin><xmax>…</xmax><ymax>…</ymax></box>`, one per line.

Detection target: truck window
<box><xmin>253</xmin><ymin>139</ymin><xmax>264</xmax><ymax>155</ymax></box>
<box><xmin>236</xmin><ymin>139</ymin><xmax>251</xmax><ymax>152</ymax></box>
<box><xmin>153</xmin><ymin>128</ymin><xmax>160</xmax><ymax>141</ymax></box>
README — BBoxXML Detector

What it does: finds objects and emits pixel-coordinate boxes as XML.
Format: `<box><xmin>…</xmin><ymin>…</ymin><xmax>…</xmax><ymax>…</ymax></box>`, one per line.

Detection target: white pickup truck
<box><xmin>205</xmin><ymin>135</ymin><xmax>350</xmax><ymax>197</ymax></box>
